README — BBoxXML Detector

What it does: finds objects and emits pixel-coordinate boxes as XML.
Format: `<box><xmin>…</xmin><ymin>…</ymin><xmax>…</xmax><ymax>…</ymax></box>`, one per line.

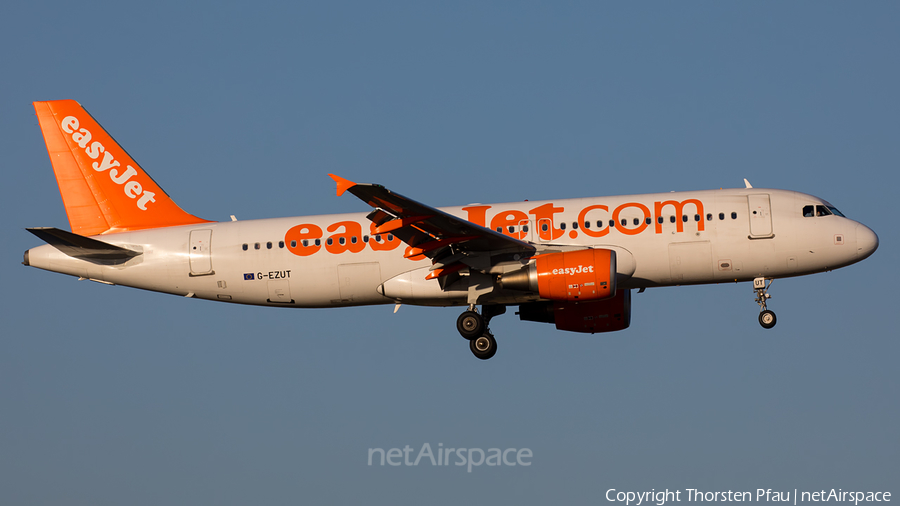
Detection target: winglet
<box><xmin>328</xmin><ymin>174</ymin><xmax>356</xmax><ymax>197</ymax></box>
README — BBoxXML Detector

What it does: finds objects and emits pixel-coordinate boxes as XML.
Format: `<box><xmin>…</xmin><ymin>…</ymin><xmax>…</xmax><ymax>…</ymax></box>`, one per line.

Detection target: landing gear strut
<box><xmin>754</xmin><ymin>277</ymin><xmax>777</xmax><ymax>329</ymax></box>
<box><xmin>457</xmin><ymin>305</ymin><xmax>505</xmax><ymax>359</ymax></box>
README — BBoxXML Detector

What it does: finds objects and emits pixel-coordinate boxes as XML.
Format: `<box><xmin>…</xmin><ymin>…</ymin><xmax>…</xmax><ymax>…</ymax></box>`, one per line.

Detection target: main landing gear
<box><xmin>457</xmin><ymin>305</ymin><xmax>506</xmax><ymax>360</ymax></box>
<box><xmin>754</xmin><ymin>277</ymin><xmax>777</xmax><ymax>329</ymax></box>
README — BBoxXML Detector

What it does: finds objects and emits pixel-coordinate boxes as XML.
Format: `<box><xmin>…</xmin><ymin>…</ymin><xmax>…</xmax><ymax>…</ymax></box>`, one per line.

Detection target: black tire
<box><xmin>759</xmin><ymin>310</ymin><xmax>777</xmax><ymax>329</ymax></box>
<box><xmin>469</xmin><ymin>333</ymin><xmax>497</xmax><ymax>360</ymax></box>
<box><xmin>457</xmin><ymin>311</ymin><xmax>485</xmax><ymax>340</ymax></box>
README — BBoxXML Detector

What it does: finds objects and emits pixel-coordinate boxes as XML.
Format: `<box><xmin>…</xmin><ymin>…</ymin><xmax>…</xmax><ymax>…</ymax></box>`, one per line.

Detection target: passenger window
<box><xmin>669</xmin><ymin>216</ymin><xmax>676</xmax><ymax>223</ymax></box>
<box><xmin>731</xmin><ymin>212</ymin><xmax>737</xmax><ymax>219</ymax></box>
<box><xmin>254</xmin><ymin>242</ymin><xmax>260</xmax><ymax>250</ymax></box>
<box><xmin>266</xmin><ymin>241</ymin><xmax>272</xmax><ymax>249</ymax></box>
<box><xmin>387</xmin><ymin>234</ymin><xmax>394</xmax><ymax>241</ymax></box>
<box><xmin>609</xmin><ymin>220</ymin><xmax>616</xmax><ymax>228</ymax></box>
<box><xmin>560</xmin><ymin>222</ymin><xmax>566</xmax><ymax>230</ymax></box>
<box><xmin>375</xmin><ymin>234</ymin><xmax>382</xmax><ymax>242</ymax></box>
<box><xmin>351</xmin><ymin>236</ymin><xmax>357</xmax><ymax>244</ymax></box>
<box><xmin>326</xmin><ymin>238</ymin><xmax>333</xmax><ymax>246</ymax></box>
<box><xmin>572</xmin><ymin>222</ymin><xmax>578</xmax><ymax>230</ymax></box>
<box><xmin>496</xmin><ymin>227</ymin><xmax>502</xmax><ymax>232</ymax></box>
<box><xmin>542</xmin><ymin>223</ymin><xmax>549</xmax><ymax>232</ymax></box>
<box><xmin>279</xmin><ymin>241</ymin><xmax>284</xmax><ymax>248</ymax></box>
<box><xmin>682</xmin><ymin>215</ymin><xmax>688</xmax><ymax>223</ymax></box>
<box><xmin>315</xmin><ymin>239</ymin><xmax>321</xmax><ymax>246</ymax></box>
<box><xmin>646</xmin><ymin>217</ymin><xmax>652</xmax><ymax>225</ymax></box>
<box><xmin>508</xmin><ymin>226</ymin><xmax>515</xmax><ymax>233</ymax></box>
<box><xmin>363</xmin><ymin>235</ymin><xmax>369</xmax><ymax>243</ymax></box>
<box><xmin>633</xmin><ymin>218</ymin><xmax>640</xmax><ymax>226</ymax></box>
<box><xmin>657</xmin><ymin>216</ymin><xmax>664</xmax><ymax>224</ymax></box>
<box><xmin>620</xmin><ymin>218</ymin><xmax>627</xmax><ymax>226</ymax></box>
<box><xmin>719</xmin><ymin>213</ymin><xmax>725</xmax><ymax>220</ymax></box>
<box><xmin>694</xmin><ymin>214</ymin><xmax>700</xmax><ymax>222</ymax></box>
<box><xmin>707</xmin><ymin>213</ymin><xmax>712</xmax><ymax>221</ymax></box>
<box><xmin>522</xmin><ymin>225</ymin><xmax>529</xmax><ymax>232</ymax></box>
<box><xmin>596</xmin><ymin>220</ymin><xmax>603</xmax><ymax>228</ymax></box>
<box><xmin>242</xmin><ymin>244</ymin><xmax>248</xmax><ymax>251</ymax></box>
<box><xmin>339</xmin><ymin>237</ymin><xmax>345</xmax><ymax>245</ymax></box>
<box><xmin>584</xmin><ymin>221</ymin><xmax>590</xmax><ymax>229</ymax></box>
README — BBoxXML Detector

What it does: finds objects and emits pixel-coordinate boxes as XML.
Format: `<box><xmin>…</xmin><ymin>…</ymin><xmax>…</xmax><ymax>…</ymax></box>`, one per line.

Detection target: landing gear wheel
<box><xmin>457</xmin><ymin>311</ymin><xmax>485</xmax><ymax>340</ymax></box>
<box><xmin>469</xmin><ymin>333</ymin><xmax>497</xmax><ymax>360</ymax></box>
<box><xmin>759</xmin><ymin>310</ymin><xmax>777</xmax><ymax>329</ymax></box>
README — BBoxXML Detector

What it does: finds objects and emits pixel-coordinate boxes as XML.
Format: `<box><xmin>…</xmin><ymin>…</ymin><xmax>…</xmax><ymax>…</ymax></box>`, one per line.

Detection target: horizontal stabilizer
<box><xmin>27</xmin><ymin>227</ymin><xmax>142</xmax><ymax>261</ymax></box>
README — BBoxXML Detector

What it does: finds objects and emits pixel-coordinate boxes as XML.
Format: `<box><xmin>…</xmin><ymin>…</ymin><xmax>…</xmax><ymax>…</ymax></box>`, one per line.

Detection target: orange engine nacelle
<box><xmin>518</xmin><ymin>289</ymin><xmax>632</xmax><ymax>334</ymax></box>
<box><xmin>500</xmin><ymin>248</ymin><xmax>617</xmax><ymax>301</ymax></box>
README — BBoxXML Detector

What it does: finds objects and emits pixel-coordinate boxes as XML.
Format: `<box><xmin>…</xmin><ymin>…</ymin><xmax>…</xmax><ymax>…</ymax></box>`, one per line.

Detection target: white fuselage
<box><xmin>25</xmin><ymin>188</ymin><xmax>878</xmax><ymax>308</ymax></box>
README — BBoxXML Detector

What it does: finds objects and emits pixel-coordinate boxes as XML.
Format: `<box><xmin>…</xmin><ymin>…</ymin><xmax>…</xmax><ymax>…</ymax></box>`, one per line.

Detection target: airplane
<box><xmin>23</xmin><ymin>100</ymin><xmax>879</xmax><ymax>360</ymax></box>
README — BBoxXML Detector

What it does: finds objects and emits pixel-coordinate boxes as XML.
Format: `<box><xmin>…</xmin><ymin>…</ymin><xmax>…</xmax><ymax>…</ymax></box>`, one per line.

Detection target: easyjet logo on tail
<box><xmin>60</xmin><ymin>116</ymin><xmax>156</xmax><ymax>211</ymax></box>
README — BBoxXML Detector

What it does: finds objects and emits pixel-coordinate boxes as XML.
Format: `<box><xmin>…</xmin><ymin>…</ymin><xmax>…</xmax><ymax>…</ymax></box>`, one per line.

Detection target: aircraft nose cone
<box><xmin>856</xmin><ymin>224</ymin><xmax>879</xmax><ymax>260</ymax></box>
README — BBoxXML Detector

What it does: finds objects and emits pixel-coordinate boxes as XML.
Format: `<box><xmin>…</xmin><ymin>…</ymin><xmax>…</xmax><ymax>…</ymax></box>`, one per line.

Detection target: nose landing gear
<box><xmin>754</xmin><ymin>277</ymin><xmax>777</xmax><ymax>329</ymax></box>
<box><xmin>457</xmin><ymin>304</ymin><xmax>505</xmax><ymax>359</ymax></box>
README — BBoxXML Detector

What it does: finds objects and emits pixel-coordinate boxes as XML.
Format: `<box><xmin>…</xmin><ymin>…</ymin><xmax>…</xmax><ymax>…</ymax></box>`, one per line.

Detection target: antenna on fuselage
<box><xmin>743</xmin><ymin>178</ymin><xmax>753</xmax><ymax>189</ymax></box>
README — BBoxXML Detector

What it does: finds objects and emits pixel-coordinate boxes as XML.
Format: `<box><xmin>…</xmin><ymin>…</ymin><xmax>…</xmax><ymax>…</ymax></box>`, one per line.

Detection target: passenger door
<box><xmin>747</xmin><ymin>194</ymin><xmax>773</xmax><ymax>237</ymax></box>
<box><xmin>189</xmin><ymin>229</ymin><xmax>214</xmax><ymax>276</ymax></box>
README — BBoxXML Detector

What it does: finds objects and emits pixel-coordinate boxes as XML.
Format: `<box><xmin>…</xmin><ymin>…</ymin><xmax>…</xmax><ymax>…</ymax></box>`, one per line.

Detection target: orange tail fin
<box><xmin>33</xmin><ymin>100</ymin><xmax>211</xmax><ymax>235</ymax></box>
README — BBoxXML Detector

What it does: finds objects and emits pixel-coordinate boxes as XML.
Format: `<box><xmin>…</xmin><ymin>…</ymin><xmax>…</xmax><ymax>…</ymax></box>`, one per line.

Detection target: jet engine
<box><xmin>500</xmin><ymin>248</ymin><xmax>617</xmax><ymax>301</ymax></box>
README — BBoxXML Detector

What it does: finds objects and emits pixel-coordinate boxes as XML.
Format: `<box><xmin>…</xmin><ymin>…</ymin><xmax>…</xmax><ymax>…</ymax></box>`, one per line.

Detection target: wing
<box><xmin>328</xmin><ymin>174</ymin><xmax>536</xmax><ymax>281</ymax></box>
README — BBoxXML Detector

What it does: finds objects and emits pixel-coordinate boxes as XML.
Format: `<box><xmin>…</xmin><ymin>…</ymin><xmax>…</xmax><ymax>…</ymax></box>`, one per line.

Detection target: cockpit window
<box><xmin>804</xmin><ymin>204</ymin><xmax>843</xmax><ymax>218</ymax></box>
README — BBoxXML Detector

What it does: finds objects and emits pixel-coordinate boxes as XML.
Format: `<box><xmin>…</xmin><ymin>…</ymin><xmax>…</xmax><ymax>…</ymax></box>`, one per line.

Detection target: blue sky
<box><xmin>1</xmin><ymin>2</ymin><xmax>897</xmax><ymax>504</ymax></box>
